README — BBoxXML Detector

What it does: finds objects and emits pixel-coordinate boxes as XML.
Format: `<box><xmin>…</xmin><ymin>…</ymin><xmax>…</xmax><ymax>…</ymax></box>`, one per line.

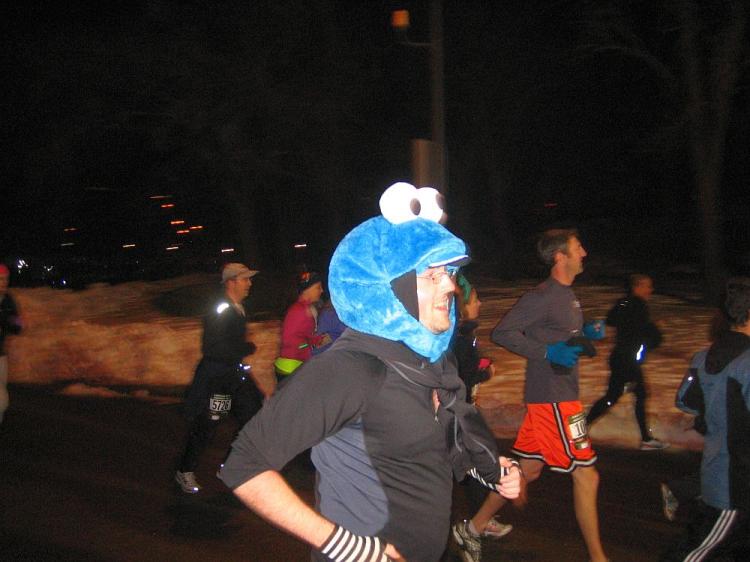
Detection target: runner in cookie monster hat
<box><xmin>220</xmin><ymin>182</ymin><xmax>522</xmax><ymax>562</ymax></box>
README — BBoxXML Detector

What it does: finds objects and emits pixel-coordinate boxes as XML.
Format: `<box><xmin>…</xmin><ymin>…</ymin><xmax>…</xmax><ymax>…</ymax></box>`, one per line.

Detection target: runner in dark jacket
<box><xmin>451</xmin><ymin>274</ymin><xmax>514</xmax><ymax>542</ymax></box>
<box><xmin>174</xmin><ymin>263</ymin><xmax>264</xmax><ymax>494</ymax></box>
<box><xmin>220</xmin><ymin>183</ymin><xmax>522</xmax><ymax>562</ymax></box>
<box><xmin>586</xmin><ymin>274</ymin><xmax>668</xmax><ymax>449</ymax></box>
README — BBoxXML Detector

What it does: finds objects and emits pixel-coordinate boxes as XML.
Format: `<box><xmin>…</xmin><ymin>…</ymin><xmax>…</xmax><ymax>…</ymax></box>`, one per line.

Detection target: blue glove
<box><xmin>583</xmin><ymin>320</ymin><xmax>606</xmax><ymax>340</ymax></box>
<box><xmin>546</xmin><ymin>341</ymin><xmax>583</xmax><ymax>368</ymax></box>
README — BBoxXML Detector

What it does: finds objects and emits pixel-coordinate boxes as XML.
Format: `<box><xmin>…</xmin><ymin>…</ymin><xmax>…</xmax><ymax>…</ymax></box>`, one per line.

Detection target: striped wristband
<box><xmin>320</xmin><ymin>525</ymin><xmax>390</xmax><ymax>562</ymax></box>
<box><xmin>468</xmin><ymin>459</ymin><xmax>520</xmax><ymax>492</ymax></box>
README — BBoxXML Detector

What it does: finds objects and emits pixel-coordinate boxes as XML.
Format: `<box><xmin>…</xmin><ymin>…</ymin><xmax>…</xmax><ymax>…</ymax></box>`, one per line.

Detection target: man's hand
<box><xmin>546</xmin><ymin>341</ymin><xmax>583</xmax><ymax>367</ymax></box>
<box><xmin>316</xmin><ymin>333</ymin><xmax>334</xmax><ymax>349</ymax></box>
<box><xmin>321</xmin><ymin>525</ymin><xmax>405</xmax><ymax>561</ymax></box>
<box><xmin>496</xmin><ymin>456</ymin><xmax>523</xmax><ymax>500</ymax></box>
<box><xmin>384</xmin><ymin>544</ymin><xmax>406</xmax><ymax>561</ymax></box>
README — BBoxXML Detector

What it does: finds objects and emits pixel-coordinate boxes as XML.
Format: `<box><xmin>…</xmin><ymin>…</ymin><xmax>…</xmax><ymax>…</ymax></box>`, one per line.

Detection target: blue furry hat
<box><xmin>329</xmin><ymin>182</ymin><xmax>469</xmax><ymax>362</ymax></box>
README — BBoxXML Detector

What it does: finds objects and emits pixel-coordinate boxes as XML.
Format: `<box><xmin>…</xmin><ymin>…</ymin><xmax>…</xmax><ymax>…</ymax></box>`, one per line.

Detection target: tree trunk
<box><xmin>677</xmin><ymin>1</ymin><xmax>746</xmax><ymax>303</ymax></box>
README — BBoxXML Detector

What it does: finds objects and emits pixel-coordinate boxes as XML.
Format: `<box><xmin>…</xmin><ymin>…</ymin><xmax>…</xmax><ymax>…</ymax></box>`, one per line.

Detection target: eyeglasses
<box><xmin>416</xmin><ymin>268</ymin><xmax>458</xmax><ymax>285</ymax></box>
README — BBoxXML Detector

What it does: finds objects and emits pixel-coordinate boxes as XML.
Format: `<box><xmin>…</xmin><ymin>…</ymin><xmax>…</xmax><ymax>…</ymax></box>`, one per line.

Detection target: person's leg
<box><xmin>586</xmin><ymin>360</ymin><xmax>626</xmax><ymax>426</ymax></box>
<box><xmin>217</xmin><ymin>379</ymin><xmax>264</xmax><ymax>469</ymax></box>
<box><xmin>660</xmin><ymin>502</ymin><xmax>745</xmax><ymax>561</ymax></box>
<box><xmin>471</xmin><ymin>458</ymin><xmax>542</xmax><ymax>532</ymax></box>
<box><xmin>231</xmin><ymin>379</ymin><xmax>264</xmax><ymax>428</ymax></box>
<box><xmin>454</xmin><ymin>414</ymin><xmax>539</xmax><ymax>560</ymax></box>
<box><xmin>0</xmin><ymin>355</ymin><xmax>8</xmax><ymax>424</ymax></box>
<box><xmin>632</xmin><ymin>376</ymin><xmax>651</xmax><ymax>442</ymax></box>
<box><xmin>176</xmin><ymin>369</ymin><xmax>225</xmax><ymax>490</ymax></box>
<box><xmin>571</xmin><ymin>466</ymin><xmax>608</xmax><ymax>562</ymax></box>
<box><xmin>178</xmin><ymin>414</ymin><xmax>219</xmax><ymax>473</ymax></box>
<box><xmin>465</xmin><ymin>476</ymin><xmax>489</xmax><ymax>515</ymax></box>
<box><xmin>470</xmin><ymin>490</ymin><xmax>506</xmax><ymax>534</ymax></box>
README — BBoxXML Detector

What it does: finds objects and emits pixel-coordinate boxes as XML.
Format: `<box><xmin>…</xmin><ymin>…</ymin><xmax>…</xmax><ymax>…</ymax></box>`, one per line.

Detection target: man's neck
<box><xmin>225</xmin><ymin>290</ymin><xmax>242</xmax><ymax>306</ymax></box>
<box><xmin>550</xmin><ymin>266</ymin><xmax>574</xmax><ymax>286</ymax></box>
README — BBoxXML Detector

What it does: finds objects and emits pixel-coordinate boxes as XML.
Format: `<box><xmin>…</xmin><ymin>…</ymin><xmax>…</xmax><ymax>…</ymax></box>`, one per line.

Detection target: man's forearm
<box><xmin>491</xmin><ymin>324</ymin><xmax>544</xmax><ymax>360</ymax></box>
<box><xmin>233</xmin><ymin>470</ymin><xmax>335</xmax><ymax>549</ymax></box>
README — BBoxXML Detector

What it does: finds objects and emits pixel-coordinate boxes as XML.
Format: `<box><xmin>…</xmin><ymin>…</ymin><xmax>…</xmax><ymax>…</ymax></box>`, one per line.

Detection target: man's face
<box><xmin>227</xmin><ymin>276</ymin><xmax>252</xmax><ymax>301</ymax></box>
<box><xmin>632</xmin><ymin>278</ymin><xmax>654</xmax><ymax>300</ymax></box>
<box><xmin>560</xmin><ymin>236</ymin><xmax>587</xmax><ymax>277</ymax></box>
<box><xmin>417</xmin><ymin>266</ymin><xmax>456</xmax><ymax>334</ymax></box>
<box><xmin>0</xmin><ymin>274</ymin><xmax>8</xmax><ymax>295</ymax></box>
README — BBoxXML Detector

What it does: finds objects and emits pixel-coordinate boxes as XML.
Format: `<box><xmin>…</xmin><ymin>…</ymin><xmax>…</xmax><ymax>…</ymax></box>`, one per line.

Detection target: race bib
<box><xmin>209</xmin><ymin>393</ymin><xmax>232</xmax><ymax>417</ymax></box>
<box><xmin>567</xmin><ymin>412</ymin><xmax>590</xmax><ymax>450</ymax></box>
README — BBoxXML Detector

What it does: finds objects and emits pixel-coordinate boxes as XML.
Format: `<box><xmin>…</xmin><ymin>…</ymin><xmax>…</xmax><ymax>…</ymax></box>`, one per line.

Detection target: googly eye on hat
<box><xmin>379</xmin><ymin>182</ymin><xmax>445</xmax><ymax>225</ymax></box>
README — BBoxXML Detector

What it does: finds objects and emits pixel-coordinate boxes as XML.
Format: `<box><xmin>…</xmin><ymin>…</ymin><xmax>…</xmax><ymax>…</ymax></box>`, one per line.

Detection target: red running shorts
<box><xmin>511</xmin><ymin>401</ymin><xmax>597</xmax><ymax>473</ymax></box>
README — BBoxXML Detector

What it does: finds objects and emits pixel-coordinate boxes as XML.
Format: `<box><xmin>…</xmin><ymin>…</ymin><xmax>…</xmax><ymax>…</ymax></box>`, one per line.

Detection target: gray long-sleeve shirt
<box><xmin>491</xmin><ymin>278</ymin><xmax>583</xmax><ymax>403</ymax></box>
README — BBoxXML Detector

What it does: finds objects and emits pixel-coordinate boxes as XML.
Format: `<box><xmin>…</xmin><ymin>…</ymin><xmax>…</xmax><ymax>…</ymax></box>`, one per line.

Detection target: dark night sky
<box><xmin>2</xmin><ymin>0</ymin><xmax>748</xmax><ymax>276</ymax></box>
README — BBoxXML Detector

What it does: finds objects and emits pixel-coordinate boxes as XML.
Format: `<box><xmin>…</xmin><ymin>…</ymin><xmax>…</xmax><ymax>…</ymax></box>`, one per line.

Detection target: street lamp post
<box><xmin>392</xmin><ymin>1</ymin><xmax>446</xmax><ymax>194</ymax></box>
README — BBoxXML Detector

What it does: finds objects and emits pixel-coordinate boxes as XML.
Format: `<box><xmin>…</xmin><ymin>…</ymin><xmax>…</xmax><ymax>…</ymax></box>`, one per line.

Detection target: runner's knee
<box><xmin>520</xmin><ymin>459</ymin><xmax>543</xmax><ymax>483</ymax></box>
<box><xmin>572</xmin><ymin>465</ymin><xmax>599</xmax><ymax>489</ymax></box>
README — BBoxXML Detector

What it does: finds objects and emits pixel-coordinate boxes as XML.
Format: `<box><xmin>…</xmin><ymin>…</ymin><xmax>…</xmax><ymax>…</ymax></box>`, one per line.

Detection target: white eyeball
<box><xmin>379</xmin><ymin>182</ymin><xmax>420</xmax><ymax>224</ymax></box>
<box><xmin>415</xmin><ymin>187</ymin><xmax>445</xmax><ymax>223</ymax></box>
<box><xmin>379</xmin><ymin>182</ymin><xmax>446</xmax><ymax>225</ymax></box>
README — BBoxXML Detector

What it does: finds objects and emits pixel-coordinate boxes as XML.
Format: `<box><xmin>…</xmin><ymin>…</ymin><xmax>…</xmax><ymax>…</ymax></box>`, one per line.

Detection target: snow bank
<box><xmin>4</xmin><ymin>275</ymin><xmax>714</xmax><ymax>450</ymax></box>
<box><xmin>6</xmin><ymin>275</ymin><xmax>279</xmax><ymax>396</ymax></box>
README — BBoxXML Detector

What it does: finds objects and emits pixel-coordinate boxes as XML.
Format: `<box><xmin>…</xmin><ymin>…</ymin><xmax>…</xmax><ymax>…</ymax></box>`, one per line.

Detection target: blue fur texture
<box><xmin>329</xmin><ymin>216</ymin><xmax>468</xmax><ymax>362</ymax></box>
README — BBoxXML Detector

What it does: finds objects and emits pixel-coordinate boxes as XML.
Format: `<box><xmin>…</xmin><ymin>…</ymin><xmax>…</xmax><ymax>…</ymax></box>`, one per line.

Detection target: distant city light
<box><xmin>160</xmin><ymin>203</ymin><xmax>175</xmax><ymax>209</ymax></box>
<box><xmin>122</xmin><ymin>244</ymin><xmax>136</xmax><ymax>249</ymax></box>
<box><xmin>189</xmin><ymin>225</ymin><xmax>203</xmax><ymax>230</ymax></box>
<box><xmin>165</xmin><ymin>245</ymin><xmax>180</xmax><ymax>251</ymax></box>
<box><xmin>170</xmin><ymin>220</ymin><xmax>185</xmax><ymax>225</ymax></box>
<box><xmin>176</xmin><ymin>229</ymin><xmax>190</xmax><ymax>234</ymax></box>
<box><xmin>544</xmin><ymin>202</ymin><xmax>558</xmax><ymax>208</ymax></box>
<box><xmin>149</xmin><ymin>195</ymin><xmax>172</xmax><ymax>200</ymax></box>
<box><xmin>60</xmin><ymin>242</ymin><xmax>75</xmax><ymax>247</ymax></box>
<box><xmin>293</xmin><ymin>243</ymin><xmax>308</xmax><ymax>249</ymax></box>
<box><xmin>221</xmin><ymin>248</ymin><xmax>235</xmax><ymax>253</ymax></box>
<box><xmin>391</xmin><ymin>9</ymin><xmax>410</xmax><ymax>30</ymax></box>
<box><xmin>63</xmin><ymin>227</ymin><xmax>77</xmax><ymax>232</ymax></box>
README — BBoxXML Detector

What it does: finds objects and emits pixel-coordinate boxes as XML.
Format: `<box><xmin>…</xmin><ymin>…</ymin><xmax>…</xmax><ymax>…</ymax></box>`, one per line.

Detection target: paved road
<box><xmin>1</xmin><ymin>386</ymin><xmax>698</xmax><ymax>561</ymax></box>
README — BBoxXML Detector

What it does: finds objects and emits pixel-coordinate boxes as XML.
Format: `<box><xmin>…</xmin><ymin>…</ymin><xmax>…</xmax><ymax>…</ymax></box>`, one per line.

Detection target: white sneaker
<box><xmin>175</xmin><ymin>471</ymin><xmax>201</xmax><ymax>493</ymax></box>
<box><xmin>452</xmin><ymin>520</ymin><xmax>482</xmax><ymax>562</ymax></box>
<box><xmin>641</xmin><ymin>438</ymin><xmax>670</xmax><ymax>450</ymax></box>
<box><xmin>482</xmin><ymin>517</ymin><xmax>513</xmax><ymax>539</ymax></box>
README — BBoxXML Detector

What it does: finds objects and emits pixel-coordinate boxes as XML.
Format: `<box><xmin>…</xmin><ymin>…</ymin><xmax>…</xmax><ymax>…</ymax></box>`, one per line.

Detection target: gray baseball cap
<box><xmin>221</xmin><ymin>263</ymin><xmax>259</xmax><ymax>283</ymax></box>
